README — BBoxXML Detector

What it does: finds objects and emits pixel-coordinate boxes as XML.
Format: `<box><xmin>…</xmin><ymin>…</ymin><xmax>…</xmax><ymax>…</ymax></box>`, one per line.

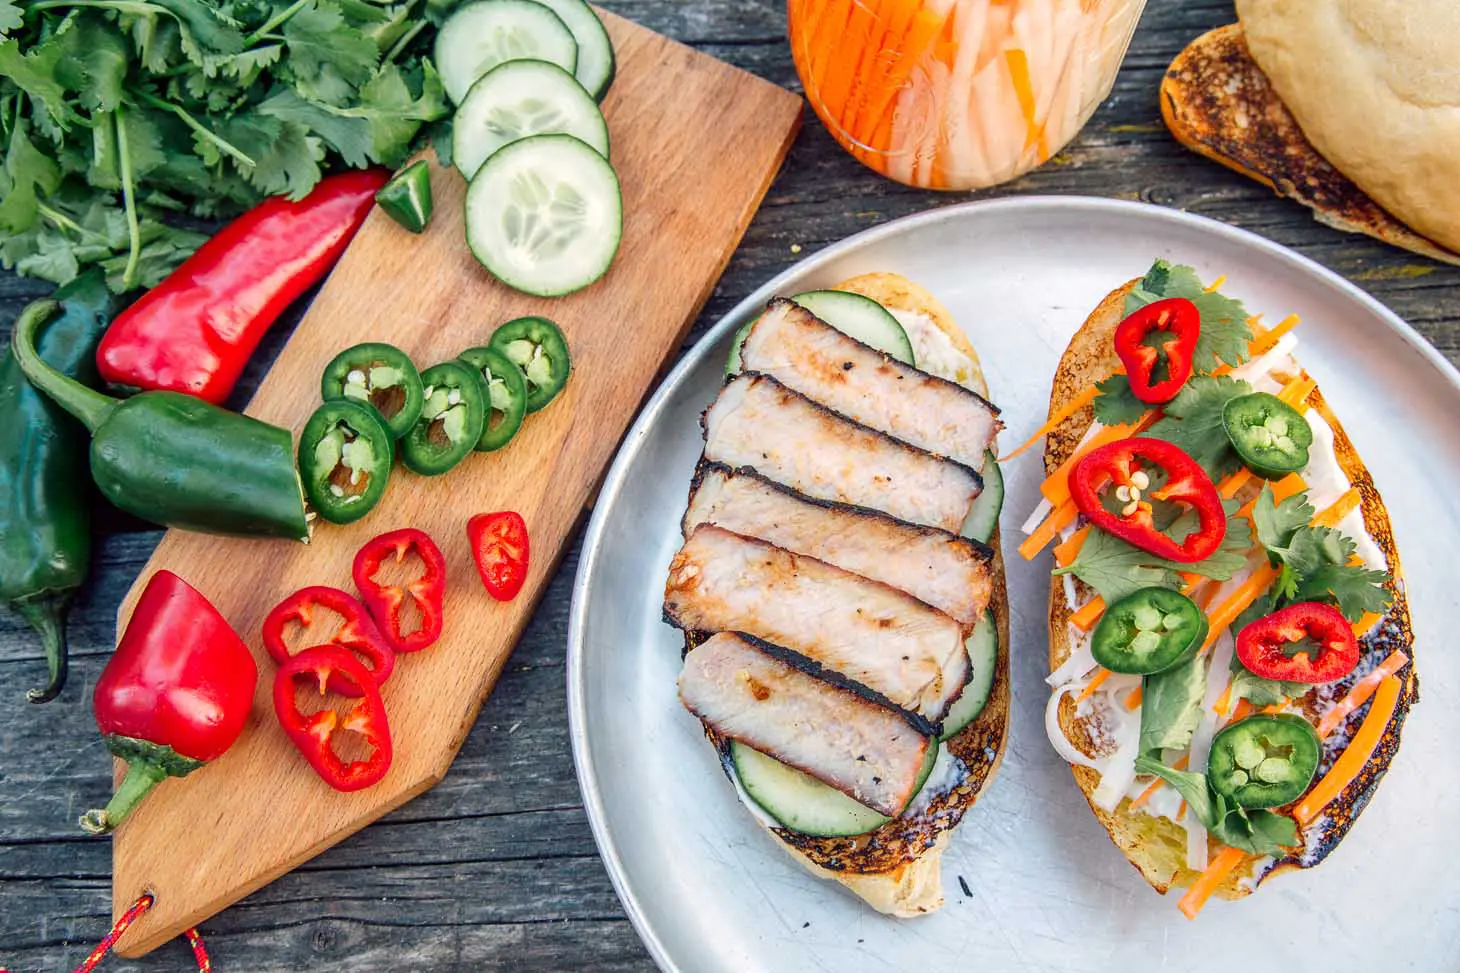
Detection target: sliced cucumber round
<box><xmin>961</xmin><ymin>451</ymin><xmax>1003</xmax><ymax>543</ymax></box>
<box><xmin>939</xmin><ymin>610</ymin><xmax>998</xmax><ymax>741</ymax></box>
<box><xmin>465</xmin><ymin>134</ymin><xmax>622</xmax><ymax>297</ymax></box>
<box><xmin>435</xmin><ymin>0</ymin><xmax>580</xmax><ymax>105</ymax></box>
<box><xmin>731</xmin><ymin>739</ymin><xmax>938</xmax><ymax>838</ymax></box>
<box><xmin>525</xmin><ymin>0</ymin><xmax>616</xmax><ymax>101</ymax></box>
<box><xmin>453</xmin><ymin>60</ymin><xmax>609</xmax><ymax>179</ymax></box>
<box><xmin>726</xmin><ymin>289</ymin><xmax>915</xmax><ymax>375</ymax></box>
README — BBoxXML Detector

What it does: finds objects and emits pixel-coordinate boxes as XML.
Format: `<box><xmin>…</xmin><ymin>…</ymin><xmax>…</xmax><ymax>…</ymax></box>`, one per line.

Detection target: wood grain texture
<box><xmin>1</xmin><ymin>1</ymin><xmax>1459</xmax><ymax>970</ymax></box>
<box><xmin>93</xmin><ymin>9</ymin><xmax>799</xmax><ymax>958</ymax></box>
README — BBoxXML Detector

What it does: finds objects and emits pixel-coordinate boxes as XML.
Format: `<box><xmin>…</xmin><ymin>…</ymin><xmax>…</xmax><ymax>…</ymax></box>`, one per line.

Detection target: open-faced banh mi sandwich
<box><xmin>1011</xmin><ymin>260</ymin><xmax>1417</xmax><ymax>919</ymax></box>
<box><xmin>662</xmin><ymin>274</ymin><xmax>1010</xmax><ymax>917</ymax></box>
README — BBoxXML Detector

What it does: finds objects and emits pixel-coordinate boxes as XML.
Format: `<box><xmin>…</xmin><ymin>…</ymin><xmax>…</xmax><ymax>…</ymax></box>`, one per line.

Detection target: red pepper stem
<box><xmin>80</xmin><ymin>759</ymin><xmax>168</xmax><ymax>835</ymax></box>
<box><xmin>10</xmin><ymin>299</ymin><xmax>120</xmax><ymax>433</ymax></box>
<box><xmin>15</xmin><ymin>595</ymin><xmax>69</xmax><ymax>704</ymax></box>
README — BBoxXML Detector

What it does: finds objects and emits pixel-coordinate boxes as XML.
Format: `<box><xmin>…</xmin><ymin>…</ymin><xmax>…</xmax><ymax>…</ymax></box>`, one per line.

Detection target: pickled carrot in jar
<box><xmin>789</xmin><ymin>0</ymin><xmax>1147</xmax><ymax>190</ymax></box>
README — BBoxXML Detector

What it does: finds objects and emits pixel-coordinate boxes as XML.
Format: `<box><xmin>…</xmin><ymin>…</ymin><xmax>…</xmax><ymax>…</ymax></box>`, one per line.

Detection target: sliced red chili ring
<box><xmin>273</xmin><ymin>644</ymin><xmax>392</xmax><ymax>792</ymax></box>
<box><xmin>1236</xmin><ymin>601</ymin><xmax>1359</xmax><ymax>684</ymax></box>
<box><xmin>261</xmin><ymin>585</ymin><xmax>395</xmax><ymax>696</ymax></box>
<box><xmin>352</xmin><ymin>527</ymin><xmax>446</xmax><ymax>653</ymax></box>
<box><xmin>1114</xmin><ymin>297</ymin><xmax>1200</xmax><ymax>404</ymax></box>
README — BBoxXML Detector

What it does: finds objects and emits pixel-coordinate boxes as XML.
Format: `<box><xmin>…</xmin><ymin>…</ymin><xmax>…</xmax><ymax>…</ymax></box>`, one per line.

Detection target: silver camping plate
<box><xmin>567</xmin><ymin>197</ymin><xmax>1460</xmax><ymax>971</ymax></box>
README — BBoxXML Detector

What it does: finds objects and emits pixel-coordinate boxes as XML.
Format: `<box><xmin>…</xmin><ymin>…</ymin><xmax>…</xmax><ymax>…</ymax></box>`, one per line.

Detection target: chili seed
<box><xmin>1233</xmin><ymin>737</ymin><xmax>1266</xmax><ymax>771</ymax></box>
<box><xmin>1130</xmin><ymin>471</ymin><xmax>1151</xmax><ymax>491</ymax></box>
<box><xmin>1162</xmin><ymin>612</ymin><xmax>1187</xmax><ymax>631</ymax></box>
<box><xmin>1254</xmin><ymin>757</ymin><xmax>1292</xmax><ymax>784</ymax></box>
<box><xmin>1228</xmin><ymin>770</ymin><xmax>1250</xmax><ymax>787</ymax></box>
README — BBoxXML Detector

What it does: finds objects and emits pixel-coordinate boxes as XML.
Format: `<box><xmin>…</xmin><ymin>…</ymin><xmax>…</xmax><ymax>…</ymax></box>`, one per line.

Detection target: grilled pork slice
<box><xmin>702</xmin><ymin>373</ymin><xmax>981</xmax><ymax>532</ymax></box>
<box><xmin>740</xmin><ymin>299</ymin><xmax>1001</xmax><ymax>470</ymax></box>
<box><xmin>683</xmin><ymin>463</ymin><xmax>993</xmax><ymax>632</ymax></box>
<box><xmin>663</xmin><ymin>524</ymin><xmax>970</xmax><ymax>725</ymax></box>
<box><xmin>679</xmin><ymin>632</ymin><xmax>932</xmax><ymax>817</ymax></box>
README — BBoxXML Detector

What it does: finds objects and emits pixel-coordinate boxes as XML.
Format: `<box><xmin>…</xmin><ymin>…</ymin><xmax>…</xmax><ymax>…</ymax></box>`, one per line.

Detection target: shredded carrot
<box><xmin>1177</xmin><ymin>799</ymin><xmax>1188</xmax><ymax>818</ymax></box>
<box><xmin>1193</xmin><ymin>579</ymin><xmax>1220</xmax><ymax>610</ymax></box>
<box><xmin>816</xmin><ymin>0</ymin><xmax>873</xmax><ymax>126</ymax></box>
<box><xmin>1205</xmin><ymin>275</ymin><xmax>1228</xmax><ymax>292</ymax></box>
<box><xmin>1018</xmin><ymin>499</ymin><xmax>1076</xmax><ymax>560</ymax></box>
<box><xmin>1217</xmin><ymin>467</ymin><xmax>1253</xmax><ymax>501</ymax></box>
<box><xmin>1230</xmin><ymin>699</ymin><xmax>1254</xmax><ymax>722</ymax></box>
<box><xmin>1351</xmin><ymin>611</ymin><xmax>1384</xmax><ymax>637</ymax></box>
<box><xmin>1250</xmin><ymin>314</ymin><xmax>1301</xmax><ymax>355</ymax></box>
<box><xmin>1212</xmin><ymin>679</ymin><xmax>1234</xmax><ymax>717</ymax></box>
<box><xmin>1313</xmin><ymin>488</ymin><xmax>1361</xmax><ymax>528</ymax></box>
<box><xmin>1276</xmin><ymin>371</ymin><xmax>1317</xmax><ymax>408</ymax></box>
<box><xmin>1247</xmin><ymin>314</ymin><xmax>1266</xmax><ymax>336</ymax></box>
<box><xmin>1005</xmin><ymin>47</ymin><xmax>1041</xmax><ymax>152</ymax></box>
<box><xmin>1040</xmin><ymin>416</ymin><xmax>1156</xmax><ymax>506</ymax></box>
<box><xmin>1070</xmin><ymin>595</ymin><xmax>1104</xmax><ymax>632</ymax></box>
<box><xmin>1179</xmin><ymin>846</ymin><xmax>1246</xmax><ymax>920</ymax></box>
<box><xmin>1053</xmin><ymin>526</ymin><xmax>1089</xmax><ymax>568</ymax></box>
<box><xmin>1124</xmin><ymin>685</ymin><xmax>1144</xmax><ymax>710</ymax></box>
<box><xmin>1234</xmin><ymin>472</ymin><xmax>1307</xmax><ymax>520</ymax></box>
<box><xmin>1260</xmin><ymin>704</ymin><xmax>1285</xmax><ymax>715</ymax></box>
<box><xmin>1000</xmin><ymin>381</ymin><xmax>1109</xmax><ymax>461</ymax></box>
<box><xmin>1296</xmin><ymin>675</ymin><xmax>1402</xmax><ymax>824</ymax></box>
<box><xmin>852</xmin><ymin>6</ymin><xmax>947</xmax><ymax>155</ymax></box>
<box><xmin>1075</xmin><ymin>668</ymin><xmax>1111</xmax><ymax>702</ymax></box>
<box><xmin>1129</xmin><ymin>754</ymin><xmax>1189</xmax><ymax>809</ymax></box>
<box><xmin>1201</xmin><ymin>563</ymin><xmax>1280</xmax><ymax>651</ymax></box>
<box><xmin>1316</xmin><ymin>650</ymin><xmax>1409</xmax><ymax>739</ymax></box>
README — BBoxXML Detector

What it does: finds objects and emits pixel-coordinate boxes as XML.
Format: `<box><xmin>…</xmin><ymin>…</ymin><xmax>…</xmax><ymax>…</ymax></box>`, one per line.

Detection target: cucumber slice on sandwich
<box><xmin>453</xmin><ymin>60</ymin><xmax>609</xmax><ymax>179</ymax></box>
<box><xmin>436</xmin><ymin>0</ymin><xmax>580</xmax><ymax>104</ymax></box>
<box><xmin>726</xmin><ymin>289</ymin><xmax>914</xmax><ymax>375</ymax></box>
<box><xmin>961</xmin><ymin>451</ymin><xmax>1003</xmax><ymax>543</ymax></box>
<box><xmin>526</xmin><ymin>0</ymin><xmax>616</xmax><ymax>101</ymax></box>
<box><xmin>733</xmin><ymin>739</ymin><xmax>939</xmax><ymax>838</ymax></box>
<box><xmin>938</xmin><ymin>610</ymin><xmax>998</xmax><ymax>741</ymax></box>
<box><xmin>465</xmin><ymin>134</ymin><xmax>622</xmax><ymax>297</ymax></box>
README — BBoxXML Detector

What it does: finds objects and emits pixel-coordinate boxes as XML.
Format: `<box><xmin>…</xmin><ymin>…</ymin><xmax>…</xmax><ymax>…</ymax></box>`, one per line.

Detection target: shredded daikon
<box><xmin>1048</xmin><ymin>635</ymin><xmax>1097</xmax><ymax>687</ymax></box>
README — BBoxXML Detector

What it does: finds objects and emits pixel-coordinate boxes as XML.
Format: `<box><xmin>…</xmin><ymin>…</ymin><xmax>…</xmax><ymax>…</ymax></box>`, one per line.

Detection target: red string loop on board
<box><xmin>71</xmin><ymin>892</ymin><xmax>210</xmax><ymax>973</ymax></box>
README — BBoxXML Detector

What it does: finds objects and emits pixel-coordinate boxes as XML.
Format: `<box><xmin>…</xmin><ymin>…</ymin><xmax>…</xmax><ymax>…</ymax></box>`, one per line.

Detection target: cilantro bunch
<box><xmin>0</xmin><ymin>0</ymin><xmax>457</xmax><ymax>293</ymax></box>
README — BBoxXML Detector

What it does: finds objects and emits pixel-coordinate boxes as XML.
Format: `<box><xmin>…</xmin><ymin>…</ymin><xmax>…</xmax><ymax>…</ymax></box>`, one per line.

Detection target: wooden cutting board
<box><xmin>106</xmin><ymin>11</ymin><xmax>800</xmax><ymax>956</ymax></box>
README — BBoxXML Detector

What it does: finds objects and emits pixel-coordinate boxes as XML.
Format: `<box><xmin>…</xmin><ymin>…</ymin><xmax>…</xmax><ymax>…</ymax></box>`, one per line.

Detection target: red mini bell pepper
<box><xmin>1070</xmin><ymin>437</ymin><xmax>1226</xmax><ymax>563</ymax></box>
<box><xmin>1114</xmin><ymin>297</ymin><xmax>1200</xmax><ymax>404</ymax></box>
<box><xmin>96</xmin><ymin>170</ymin><xmax>388</xmax><ymax>405</ymax></box>
<box><xmin>262</xmin><ymin>586</ymin><xmax>395</xmax><ymax>695</ymax></box>
<box><xmin>352</xmin><ymin>528</ymin><xmax>446</xmax><ymax>653</ymax></box>
<box><xmin>468</xmin><ymin>511</ymin><xmax>529</xmax><ymax>602</ymax></box>
<box><xmin>1237</xmin><ymin>601</ymin><xmax>1359</xmax><ymax>683</ymax></box>
<box><xmin>80</xmin><ymin>570</ymin><xmax>256</xmax><ymax>834</ymax></box>
<box><xmin>273</xmin><ymin>645</ymin><xmax>392</xmax><ymax>792</ymax></box>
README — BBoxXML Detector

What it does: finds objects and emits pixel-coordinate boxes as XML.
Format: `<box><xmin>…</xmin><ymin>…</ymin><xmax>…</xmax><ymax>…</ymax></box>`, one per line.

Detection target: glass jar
<box><xmin>789</xmin><ymin>0</ymin><xmax>1146</xmax><ymax>190</ymax></box>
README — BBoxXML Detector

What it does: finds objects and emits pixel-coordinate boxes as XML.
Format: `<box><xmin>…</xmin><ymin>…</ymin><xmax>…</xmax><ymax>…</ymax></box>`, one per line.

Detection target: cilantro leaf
<box><xmin>0</xmin><ymin>1</ymin><xmax>22</xmax><ymax>38</ymax></box>
<box><xmin>0</xmin><ymin>37</ymin><xmax>82</xmax><ymax>132</ymax></box>
<box><xmin>1227</xmin><ymin>653</ymin><xmax>1309</xmax><ymax>707</ymax></box>
<box><xmin>54</xmin><ymin>14</ymin><xmax>131</xmax><ymax>113</ymax></box>
<box><xmin>1092</xmin><ymin>373</ymin><xmax>1147</xmax><ymax>426</ymax></box>
<box><xmin>1146</xmin><ymin>375</ymin><xmax>1253</xmax><ymax>480</ymax></box>
<box><xmin>1125</xmin><ymin>260</ymin><xmax>1254</xmax><ymax>372</ymax></box>
<box><xmin>0</xmin><ymin>121</ymin><xmax>63</xmax><ymax>234</ymax></box>
<box><xmin>1292</xmin><ymin>560</ymin><xmax>1392</xmax><ymax>621</ymax></box>
<box><xmin>1252</xmin><ymin>485</ymin><xmax>1314</xmax><ymax>555</ymax></box>
<box><xmin>1133</xmin><ymin>756</ymin><xmax>1298</xmax><ymax>855</ymax></box>
<box><xmin>1139</xmin><ymin>652</ymin><xmax>1206</xmax><ymax>757</ymax></box>
<box><xmin>1249</xmin><ymin>488</ymin><xmax>1394</xmax><ymax>622</ymax></box>
<box><xmin>282</xmin><ymin>1</ymin><xmax>380</xmax><ymax>89</ymax></box>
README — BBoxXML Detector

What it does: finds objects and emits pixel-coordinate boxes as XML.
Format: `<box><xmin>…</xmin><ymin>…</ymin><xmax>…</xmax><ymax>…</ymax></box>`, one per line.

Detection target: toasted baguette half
<box><xmin>1161</xmin><ymin>24</ymin><xmax>1460</xmax><ymax>267</ymax></box>
<box><xmin>1044</xmin><ymin>279</ymin><xmax>1419</xmax><ymax>901</ymax></box>
<box><xmin>695</xmin><ymin>273</ymin><xmax>1010</xmax><ymax>917</ymax></box>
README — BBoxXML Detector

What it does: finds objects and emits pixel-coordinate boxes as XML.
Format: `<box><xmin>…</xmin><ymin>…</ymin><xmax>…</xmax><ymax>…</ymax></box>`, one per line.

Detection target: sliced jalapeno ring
<box><xmin>321</xmin><ymin>342</ymin><xmax>425</xmax><ymax>440</ymax></box>
<box><xmin>400</xmin><ymin>361</ymin><xmax>489</xmax><ymax>476</ymax></box>
<box><xmin>488</xmin><ymin>316</ymin><xmax>571</xmax><ymax>414</ymax></box>
<box><xmin>299</xmin><ymin>400</ymin><xmax>394</xmax><ymax>525</ymax></box>
<box><xmin>1091</xmin><ymin>586</ymin><xmax>1207</xmax><ymax>675</ymax></box>
<box><xmin>1222</xmin><ymin>392</ymin><xmax>1314</xmax><ymax>480</ymax></box>
<box><xmin>375</xmin><ymin>160</ymin><xmax>433</xmax><ymax>234</ymax></box>
<box><xmin>1207</xmin><ymin>713</ymin><xmax>1321</xmax><ymax>809</ymax></box>
<box><xmin>458</xmin><ymin>346</ymin><xmax>527</xmax><ymax>452</ymax></box>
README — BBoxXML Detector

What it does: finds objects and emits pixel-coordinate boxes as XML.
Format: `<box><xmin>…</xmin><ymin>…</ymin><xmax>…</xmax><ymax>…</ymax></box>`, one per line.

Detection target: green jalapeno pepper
<box><xmin>458</xmin><ymin>345</ymin><xmax>527</xmax><ymax>452</ymax></box>
<box><xmin>0</xmin><ymin>275</ymin><xmax>119</xmax><ymax>702</ymax></box>
<box><xmin>321</xmin><ymin>342</ymin><xmax>425</xmax><ymax>440</ymax></box>
<box><xmin>488</xmin><ymin>316</ymin><xmax>571</xmax><ymax>413</ymax></box>
<box><xmin>1207</xmin><ymin>713</ymin><xmax>1321</xmax><ymax>809</ymax></box>
<box><xmin>400</xmin><ymin>361</ymin><xmax>488</xmax><ymax>475</ymax></box>
<box><xmin>1091</xmin><ymin>586</ymin><xmax>1208</xmax><ymax>675</ymax></box>
<box><xmin>300</xmin><ymin>400</ymin><xmax>394</xmax><ymax>524</ymax></box>
<box><xmin>12</xmin><ymin>302</ymin><xmax>309</xmax><ymax>541</ymax></box>
<box><xmin>375</xmin><ymin>160</ymin><xmax>433</xmax><ymax>234</ymax></box>
<box><xmin>1222</xmin><ymin>392</ymin><xmax>1314</xmax><ymax>480</ymax></box>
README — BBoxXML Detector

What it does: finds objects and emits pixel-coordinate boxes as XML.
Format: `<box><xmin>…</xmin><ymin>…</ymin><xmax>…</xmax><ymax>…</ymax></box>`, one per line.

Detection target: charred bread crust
<box><xmin>1161</xmin><ymin>24</ymin><xmax>1460</xmax><ymax>267</ymax></box>
<box><xmin>1044</xmin><ymin>279</ymin><xmax>1417</xmax><ymax>900</ymax></box>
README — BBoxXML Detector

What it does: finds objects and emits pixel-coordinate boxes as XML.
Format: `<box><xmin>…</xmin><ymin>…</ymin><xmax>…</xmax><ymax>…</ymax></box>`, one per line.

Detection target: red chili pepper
<box><xmin>1237</xmin><ymin>601</ymin><xmax>1359</xmax><ymax>683</ymax></box>
<box><xmin>1070</xmin><ymin>437</ymin><xmax>1226</xmax><ymax>563</ymax></box>
<box><xmin>96</xmin><ymin>170</ymin><xmax>388</xmax><ymax>405</ymax></box>
<box><xmin>352</xmin><ymin>528</ymin><xmax>446</xmax><ymax>653</ymax></box>
<box><xmin>80</xmin><ymin>570</ymin><xmax>256</xmax><ymax>834</ymax></box>
<box><xmin>1114</xmin><ymin>297</ymin><xmax>1200</xmax><ymax>404</ymax></box>
<box><xmin>468</xmin><ymin>511</ymin><xmax>529</xmax><ymax>602</ymax></box>
<box><xmin>273</xmin><ymin>645</ymin><xmax>392</xmax><ymax>792</ymax></box>
<box><xmin>261</xmin><ymin>586</ymin><xmax>395</xmax><ymax>696</ymax></box>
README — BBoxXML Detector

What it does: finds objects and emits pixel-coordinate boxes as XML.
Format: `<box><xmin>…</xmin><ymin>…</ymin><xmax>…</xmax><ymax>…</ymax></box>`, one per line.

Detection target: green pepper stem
<box><xmin>79</xmin><ymin>759</ymin><xmax>167</xmax><ymax>835</ymax></box>
<box><xmin>10</xmin><ymin>299</ymin><xmax>119</xmax><ymax>433</ymax></box>
<box><xmin>14</xmin><ymin>596</ymin><xmax>69</xmax><ymax>704</ymax></box>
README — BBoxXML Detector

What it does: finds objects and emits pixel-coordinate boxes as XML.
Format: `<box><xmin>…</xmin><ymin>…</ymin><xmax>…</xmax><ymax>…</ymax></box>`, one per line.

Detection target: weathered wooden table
<box><xmin>1</xmin><ymin>1</ymin><xmax>1455</xmax><ymax>969</ymax></box>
